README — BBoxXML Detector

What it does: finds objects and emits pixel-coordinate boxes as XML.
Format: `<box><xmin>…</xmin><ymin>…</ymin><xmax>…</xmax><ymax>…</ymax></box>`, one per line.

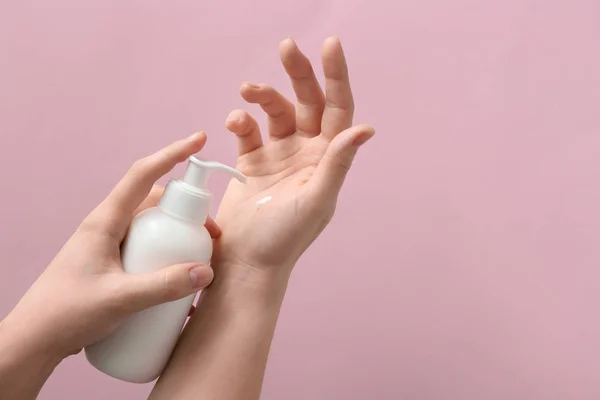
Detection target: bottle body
<box><xmin>85</xmin><ymin>207</ymin><xmax>212</xmax><ymax>383</ymax></box>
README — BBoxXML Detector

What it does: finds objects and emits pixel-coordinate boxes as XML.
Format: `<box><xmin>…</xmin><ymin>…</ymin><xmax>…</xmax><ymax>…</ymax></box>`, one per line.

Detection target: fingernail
<box><xmin>227</xmin><ymin>111</ymin><xmax>244</xmax><ymax>124</ymax></box>
<box><xmin>283</xmin><ymin>37</ymin><xmax>296</xmax><ymax>46</ymax></box>
<box><xmin>353</xmin><ymin>129</ymin><xmax>375</xmax><ymax>146</ymax></box>
<box><xmin>243</xmin><ymin>82</ymin><xmax>260</xmax><ymax>89</ymax></box>
<box><xmin>189</xmin><ymin>265</ymin><xmax>213</xmax><ymax>289</ymax></box>
<box><xmin>189</xmin><ymin>131</ymin><xmax>204</xmax><ymax>140</ymax></box>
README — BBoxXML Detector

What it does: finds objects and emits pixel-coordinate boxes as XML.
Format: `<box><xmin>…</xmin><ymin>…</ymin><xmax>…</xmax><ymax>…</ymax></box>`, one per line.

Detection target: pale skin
<box><xmin>149</xmin><ymin>37</ymin><xmax>374</xmax><ymax>400</ymax></box>
<box><xmin>0</xmin><ymin>133</ymin><xmax>218</xmax><ymax>400</ymax></box>
<box><xmin>0</xmin><ymin>36</ymin><xmax>373</xmax><ymax>400</ymax></box>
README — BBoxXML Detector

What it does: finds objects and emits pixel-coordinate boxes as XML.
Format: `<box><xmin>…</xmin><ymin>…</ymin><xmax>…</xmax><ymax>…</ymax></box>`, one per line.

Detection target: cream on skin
<box><xmin>256</xmin><ymin>195</ymin><xmax>273</xmax><ymax>208</ymax></box>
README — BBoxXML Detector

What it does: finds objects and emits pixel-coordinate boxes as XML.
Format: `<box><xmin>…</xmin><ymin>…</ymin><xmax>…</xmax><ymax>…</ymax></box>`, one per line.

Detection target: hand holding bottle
<box><xmin>0</xmin><ymin>133</ymin><xmax>216</xmax><ymax>399</ymax></box>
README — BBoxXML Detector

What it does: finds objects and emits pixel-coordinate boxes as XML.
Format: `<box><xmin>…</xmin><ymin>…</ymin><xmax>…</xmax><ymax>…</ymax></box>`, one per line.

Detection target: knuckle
<box><xmin>325</xmin><ymin>98</ymin><xmax>353</xmax><ymax>112</ymax></box>
<box><xmin>161</xmin><ymin>271</ymin><xmax>184</xmax><ymax>300</ymax></box>
<box><xmin>102</xmin><ymin>278</ymin><xmax>133</xmax><ymax>314</ymax></box>
<box><xmin>160</xmin><ymin>146</ymin><xmax>177</xmax><ymax>162</ymax></box>
<box><xmin>129</xmin><ymin>158</ymin><xmax>149</xmax><ymax>176</ymax></box>
<box><xmin>235</xmin><ymin>158</ymin><xmax>253</xmax><ymax>176</ymax></box>
<box><xmin>151</xmin><ymin>150</ymin><xmax>172</xmax><ymax>168</ymax></box>
<box><xmin>325</xmin><ymin>151</ymin><xmax>353</xmax><ymax>172</ymax></box>
<box><xmin>78</xmin><ymin>206</ymin><xmax>111</xmax><ymax>235</ymax></box>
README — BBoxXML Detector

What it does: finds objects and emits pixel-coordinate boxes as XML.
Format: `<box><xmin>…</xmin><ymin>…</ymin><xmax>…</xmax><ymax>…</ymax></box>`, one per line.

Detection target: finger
<box><xmin>133</xmin><ymin>185</ymin><xmax>164</xmax><ymax>216</ymax></box>
<box><xmin>204</xmin><ymin>216</ymin><xmax>222</xmax><ymax>238</ymax></box>
<box><xmin>279</xmin><ymin>38</ymin><xmax>325</xmax><ymax>136</ymax></box>
<box><xmin>311</xmin><ymin>124</ymin><xmax>374</xmax><ymax>197</ymax></box>
<box><xmin>240</xmin><ymin>83</ymin><xmax>296</xmax><ymax>139</ymax></box>
<box><xmin>321</xmin><ymin>37</ymin><xmax>354</xmax><ymax>141</ymax></box>
<box><xmin>116</xmin><ymin>263</ymin><xmax>214</xmax><ymax>313</ymax></box>
<box><xmin>84</xmin><ymin>132</ymin><xmax>207</xmax><ymax>239</ymax></box>
<box><xmin>225</xmin><ymin>110</ymin><xmax>263</xmax><ymax>156</ymax></box>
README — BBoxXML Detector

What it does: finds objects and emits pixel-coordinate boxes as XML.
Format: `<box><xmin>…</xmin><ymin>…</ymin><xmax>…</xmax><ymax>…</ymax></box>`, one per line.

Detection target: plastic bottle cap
<box><xmin>158</xmin><ymin>156</ymin><xmax>246</xmax><ymax>224</ymax></box>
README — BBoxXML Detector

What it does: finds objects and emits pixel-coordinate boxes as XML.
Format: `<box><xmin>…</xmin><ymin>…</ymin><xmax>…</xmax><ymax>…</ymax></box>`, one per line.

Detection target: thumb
<box><xmin>117</xmin><ymin>263</ymin><xmax>214</xmax><ymax>313</ymax></box>
<box><xmin>312</xmin><ymin>124</ymin><xmax>375</xmax><ymax>196</ymax></box>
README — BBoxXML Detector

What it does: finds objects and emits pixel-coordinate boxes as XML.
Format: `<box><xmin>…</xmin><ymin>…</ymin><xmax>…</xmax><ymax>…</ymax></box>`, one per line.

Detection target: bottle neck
<box><xmin>158</xmin><ymin>180</ymin><xmax>211</xmax><ymax>225</ymax></box>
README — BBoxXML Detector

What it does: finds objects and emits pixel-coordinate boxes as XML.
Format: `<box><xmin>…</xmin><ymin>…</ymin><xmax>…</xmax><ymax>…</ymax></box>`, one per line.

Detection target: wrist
<box><xmin>0</xmin><ymin>314</ymin><xmax>63</xmax><ymax>399</ymax></box>
<box><xmin>0</xmin><ymin>312</ymin><xmax>65</xmax><ymax>369</ymax></box>
<box><xmin>210</xmin><ymin>259</ymin><xmax>292</xmax><ymax>305</ymax></box>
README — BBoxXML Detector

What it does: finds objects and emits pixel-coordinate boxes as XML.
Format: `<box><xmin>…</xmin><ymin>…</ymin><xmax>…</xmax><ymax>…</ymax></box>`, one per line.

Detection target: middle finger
<box><xmin>279</xmin><ymin>38</ymin><xmax>325</xmax><ymax>136</ymax></box>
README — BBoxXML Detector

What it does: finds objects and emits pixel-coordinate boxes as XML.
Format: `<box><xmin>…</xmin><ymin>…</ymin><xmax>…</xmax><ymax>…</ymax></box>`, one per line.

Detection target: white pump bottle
<box><xmin>85</xmin><ymin>156</ymin><xmax>246</xmax><ymax>383</ymax></box>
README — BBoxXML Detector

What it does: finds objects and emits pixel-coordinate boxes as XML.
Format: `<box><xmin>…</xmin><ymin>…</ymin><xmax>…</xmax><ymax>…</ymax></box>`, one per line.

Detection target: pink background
<box><xmin>1</xmin><ymin>1</ymin><xmax>600</xmax><ymax>399</ymax></box>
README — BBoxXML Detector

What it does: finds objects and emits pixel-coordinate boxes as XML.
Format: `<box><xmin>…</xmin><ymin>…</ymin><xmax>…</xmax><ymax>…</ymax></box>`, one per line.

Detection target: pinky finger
<box><xmin>225</xmin><ymin>109</ymin><xmax>263</xmax><ymax>156</ymax></box>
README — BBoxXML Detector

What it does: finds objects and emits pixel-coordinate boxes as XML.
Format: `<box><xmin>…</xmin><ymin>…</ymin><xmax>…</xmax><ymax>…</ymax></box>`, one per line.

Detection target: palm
<box><xmin>215</xmin><ymin>37</ymin><xmax>374</xmax><ymax>271</ymax></box>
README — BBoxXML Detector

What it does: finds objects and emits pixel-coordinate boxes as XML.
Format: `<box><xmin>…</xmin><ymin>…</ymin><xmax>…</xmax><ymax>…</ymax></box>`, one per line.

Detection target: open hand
<box><xmin>215</xmin><ymin>37</ymin><xmax>374</xmax><ymax>277</ymax></box>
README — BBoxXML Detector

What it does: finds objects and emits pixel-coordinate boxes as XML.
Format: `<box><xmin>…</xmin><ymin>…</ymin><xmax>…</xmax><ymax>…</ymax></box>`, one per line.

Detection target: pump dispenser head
<box><xmin>183</xmin><ymin>156</ymin><xmax>247</xmax><ymax>189</ymax></box>
<box><xmin>159</xmin><ymin>156</ymin><xmax>246</xmax><ymax>224</ymax></box>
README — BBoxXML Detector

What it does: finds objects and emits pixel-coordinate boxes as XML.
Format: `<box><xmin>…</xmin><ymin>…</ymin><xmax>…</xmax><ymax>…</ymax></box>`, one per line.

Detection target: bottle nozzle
<box><xmin>183</xmin><ymin>156</ymin><xmax>246</xmax><ymax>189</ymax></box>
<box><xmin>159</xmin><ymin>156</ymin><xmax>245</xmax><ymax>224</ymax></box>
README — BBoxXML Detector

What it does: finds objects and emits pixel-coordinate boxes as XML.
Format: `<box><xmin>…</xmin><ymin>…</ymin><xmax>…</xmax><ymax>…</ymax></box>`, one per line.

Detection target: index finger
<box><xmin>83</xmin><ymin>132</ymin><xmax>207</xmax><ymax>240</ymax></box>
<box><xmin>320</xmin><ymin>37</ymin><xmax>355</xmax><ymax>141</ymax></box>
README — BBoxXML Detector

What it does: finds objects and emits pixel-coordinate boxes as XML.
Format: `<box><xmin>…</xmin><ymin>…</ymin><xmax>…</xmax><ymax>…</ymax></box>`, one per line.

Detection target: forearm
<box><xmin>149</xmin><ymin>264</ymin><xmax>291</xmax><ymax>400</ymax></box>
<box><xmin>0</xmin><ymin>315</ymin><xmax>63</xmax><ymax>400</ymax></box>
